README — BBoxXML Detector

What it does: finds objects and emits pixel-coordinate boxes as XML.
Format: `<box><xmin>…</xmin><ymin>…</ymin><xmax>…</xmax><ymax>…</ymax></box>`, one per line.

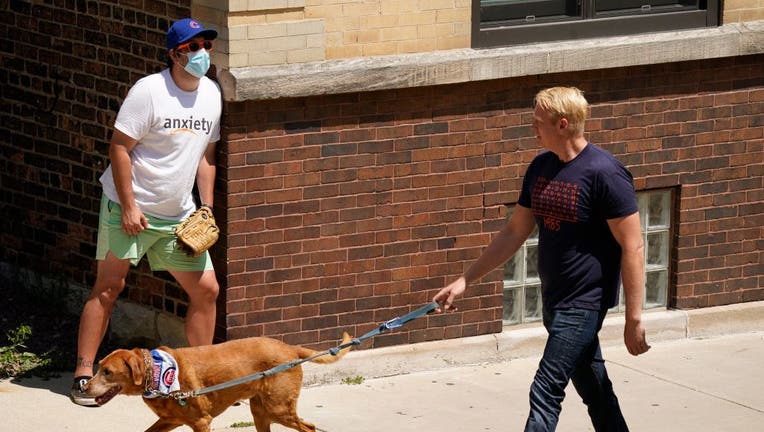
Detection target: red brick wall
<box><xmin>0</xmin><ymin>2</ymin><xmax>205</xmax><ymax>328</ymax></box>
<box><xmin>222</xmin><ymin>56</ymin><xmax>764</xmax><ymax>349</ymax></box>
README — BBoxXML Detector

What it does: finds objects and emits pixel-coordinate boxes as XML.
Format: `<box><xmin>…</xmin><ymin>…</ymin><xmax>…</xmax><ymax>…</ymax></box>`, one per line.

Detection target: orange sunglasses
<box><xmin>175</xmin><ymin>40</ymin><xmax>213</xmax><ymax>53</ymax></box>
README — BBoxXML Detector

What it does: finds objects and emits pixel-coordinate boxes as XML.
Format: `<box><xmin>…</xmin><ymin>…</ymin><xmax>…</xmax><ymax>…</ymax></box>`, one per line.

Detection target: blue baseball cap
<box><xmin>166</xmin><ymin>18</ymin><xmax>218</xmax><ymax>49</ymax></box>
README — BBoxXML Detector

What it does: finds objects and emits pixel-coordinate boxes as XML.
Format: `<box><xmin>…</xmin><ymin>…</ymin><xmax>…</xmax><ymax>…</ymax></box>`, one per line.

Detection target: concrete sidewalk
<box><xmin>3</xmin><ymin>304</ymin><xmax>764</xmax><ymax>431</ymax></box>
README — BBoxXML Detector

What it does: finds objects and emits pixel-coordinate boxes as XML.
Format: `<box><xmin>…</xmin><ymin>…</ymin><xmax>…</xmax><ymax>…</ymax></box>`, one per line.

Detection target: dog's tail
<box><xmin>296</xmin><ymin>332</ymin><xmax>353</xmax><ymax>364</ymax></box>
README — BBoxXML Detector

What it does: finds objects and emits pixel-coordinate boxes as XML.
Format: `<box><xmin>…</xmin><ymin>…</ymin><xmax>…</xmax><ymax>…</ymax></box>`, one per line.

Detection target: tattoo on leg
<box><xmin>77</xmin><ymin>357</ymin><xmax>94</xmax><ymax>368</ymax></box>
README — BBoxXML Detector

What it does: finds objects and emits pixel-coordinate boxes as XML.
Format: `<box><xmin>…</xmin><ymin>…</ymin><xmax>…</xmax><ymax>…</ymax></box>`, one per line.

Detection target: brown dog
<box><xmin>84</xmin><ymin>333</ymin><xmax>352</xmax><ymax>432</ymax></box>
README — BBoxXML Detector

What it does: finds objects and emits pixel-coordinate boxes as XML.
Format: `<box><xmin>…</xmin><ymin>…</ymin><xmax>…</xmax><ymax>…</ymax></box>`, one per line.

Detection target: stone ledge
<box><xmin>302</xmin><ymin>300</ymin><xmax>764</xmax><ymax>386</ymax></box>
<box><xmin>217</xmin><ymin>21</ymin><xmax>764</xmax><ymax>101</ymax></box>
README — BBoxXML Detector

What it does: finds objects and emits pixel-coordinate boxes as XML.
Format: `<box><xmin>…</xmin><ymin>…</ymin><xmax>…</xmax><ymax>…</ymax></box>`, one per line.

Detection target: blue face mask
<box><xmin>184</xmin><ymin>49</ymin><xmax>210</xmax><ymax>79</ymax></box>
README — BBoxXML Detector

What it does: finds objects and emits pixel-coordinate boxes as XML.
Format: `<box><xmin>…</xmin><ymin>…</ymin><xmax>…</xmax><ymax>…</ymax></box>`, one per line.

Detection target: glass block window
<box><xmin>614</xmin><ymin>189</ymin><xmax>672</xmax><ymax>311</ymax></box>
<box><xmin>503</xmin><ymin>224</ymin><xmax>541</xmax><ymax>324</ymax></box>
<box><xmin>502</xmin><ymin>189</ymin><xmax>672</xmax><ymax>325</ymax></box>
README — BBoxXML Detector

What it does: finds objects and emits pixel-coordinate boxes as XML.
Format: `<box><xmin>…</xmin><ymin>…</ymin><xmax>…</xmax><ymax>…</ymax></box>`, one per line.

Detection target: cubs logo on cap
<box><xmin>166</xmin><ymin>18</ymin><xmax>218</xmax><ymax>49</ymax></box>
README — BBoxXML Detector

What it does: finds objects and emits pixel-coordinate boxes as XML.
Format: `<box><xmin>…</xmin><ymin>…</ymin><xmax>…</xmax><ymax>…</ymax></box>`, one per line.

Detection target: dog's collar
<box><xmin>141</xmin><ymin>348</ymin><xmax>181</xmax><ymax>399</ymax></box>
<box><xmin>141</xmin><ymin>349</ymin><xmax>154</xmax><ymax>394</ymax></box>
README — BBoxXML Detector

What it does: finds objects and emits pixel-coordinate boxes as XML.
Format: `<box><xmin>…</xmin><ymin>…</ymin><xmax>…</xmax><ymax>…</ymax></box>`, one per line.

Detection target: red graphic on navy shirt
<box><xmin>531</xmin><ymin>176</ymin><xmax>579</xmax><ymax>231</ymax></box>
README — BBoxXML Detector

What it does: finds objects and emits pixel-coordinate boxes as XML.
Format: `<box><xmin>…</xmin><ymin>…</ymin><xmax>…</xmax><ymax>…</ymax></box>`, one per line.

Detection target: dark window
<box><xmin>473</xmin><ymin>0</ymin><xmax>720</xmax><ymax>48</ymax></box>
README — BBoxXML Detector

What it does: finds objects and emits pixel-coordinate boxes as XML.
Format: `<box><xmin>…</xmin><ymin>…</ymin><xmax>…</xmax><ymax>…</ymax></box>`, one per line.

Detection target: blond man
<box><xmin>434</xmin><ymin>87</ymin><xmax>649</xmax><ymax>431</ymax></box>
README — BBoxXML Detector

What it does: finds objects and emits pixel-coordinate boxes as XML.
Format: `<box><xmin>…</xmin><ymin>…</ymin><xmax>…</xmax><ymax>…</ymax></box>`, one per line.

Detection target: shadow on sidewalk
<box><xmin>8</xmin><ymin>373</ymin><xmax>71</xmax><ymax>397</ymax></box>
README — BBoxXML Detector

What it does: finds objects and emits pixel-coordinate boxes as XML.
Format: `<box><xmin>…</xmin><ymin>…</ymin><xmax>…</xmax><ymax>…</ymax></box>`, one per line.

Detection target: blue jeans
<box><xmin>524</xmin><ymin>308</ymin><xmax>629</xmax><ymax>432</ymax></box>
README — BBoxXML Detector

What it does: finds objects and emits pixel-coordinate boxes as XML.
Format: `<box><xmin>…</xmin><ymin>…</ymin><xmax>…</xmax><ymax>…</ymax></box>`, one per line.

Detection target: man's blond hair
<box><xmin>534</xmin><ymin>87</ymin><xmax>588</xmax><ymax>137</ymax></box>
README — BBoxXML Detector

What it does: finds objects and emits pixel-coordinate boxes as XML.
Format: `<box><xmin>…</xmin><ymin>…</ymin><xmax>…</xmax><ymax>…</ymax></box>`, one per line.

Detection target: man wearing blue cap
<box><xmin>70</xmin><ymin>18</ymin><xmax>222</xmax><ymax>406</ymax></box>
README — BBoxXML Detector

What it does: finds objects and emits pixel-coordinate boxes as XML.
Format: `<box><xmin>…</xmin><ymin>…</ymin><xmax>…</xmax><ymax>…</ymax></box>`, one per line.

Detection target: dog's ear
<box><xmin>127</xmin><ymin>349</ymin><xmax>145</xmax><ymax>387</ymax></box>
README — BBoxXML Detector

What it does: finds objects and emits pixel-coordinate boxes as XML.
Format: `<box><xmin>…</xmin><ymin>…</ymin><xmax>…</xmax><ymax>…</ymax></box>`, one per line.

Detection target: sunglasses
<box><xmin>175</xmin><ymin>40</ymin><xmax>213</xmax><ymax>53</ymax></box>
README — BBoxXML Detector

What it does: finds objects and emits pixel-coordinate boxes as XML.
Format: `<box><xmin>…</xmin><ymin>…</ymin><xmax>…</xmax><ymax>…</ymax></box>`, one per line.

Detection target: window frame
<box><xmin>472</xmin><ymin>0</ymin><xmax>720</xmax><ymax>48</ymax></box>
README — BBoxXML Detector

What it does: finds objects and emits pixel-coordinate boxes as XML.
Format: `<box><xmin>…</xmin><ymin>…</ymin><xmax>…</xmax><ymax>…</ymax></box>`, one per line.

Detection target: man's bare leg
<box><xmin>170</xmin><ymin>269</ymin><xmax>219</xmax><ymax>346</ymax></box>
<box><xmin>74</xmin><ymin>252</ymin><xmax>131</xmax><ymax>378</ymax></box>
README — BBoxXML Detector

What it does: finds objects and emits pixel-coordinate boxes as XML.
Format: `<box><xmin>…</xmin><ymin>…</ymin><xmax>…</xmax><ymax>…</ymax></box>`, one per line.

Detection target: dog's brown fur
<box><xmin>84</xmin><ymin>333</ymin><xmax>352</xmax><ymax>432</ymax></box>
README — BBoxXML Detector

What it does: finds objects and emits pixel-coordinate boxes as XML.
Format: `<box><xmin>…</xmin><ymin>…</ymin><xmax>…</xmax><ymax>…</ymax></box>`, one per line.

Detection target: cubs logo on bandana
<box><xmin>144</xmin><ymin>349</ymin><xmax>181</xmax><ymax>398</ymax></box>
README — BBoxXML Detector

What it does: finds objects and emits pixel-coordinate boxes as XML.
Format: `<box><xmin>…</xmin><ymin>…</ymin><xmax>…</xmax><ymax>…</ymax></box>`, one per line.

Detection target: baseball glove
<box><xmin>175</xmin><ymin>205</ymin><xmax>219</xmax><ymax>257</ymax></box>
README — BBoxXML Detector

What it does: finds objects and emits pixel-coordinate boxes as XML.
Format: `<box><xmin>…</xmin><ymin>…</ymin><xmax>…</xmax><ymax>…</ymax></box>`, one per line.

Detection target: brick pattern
<box><xmin>0</xmin><ymin>1</ymin><xmax>210</xmax><ymax>331</ymax></box>
<box><xmin>223</xmin><ymin>56</ymin><xmax>764</xmax><ymax>348</ymax></box>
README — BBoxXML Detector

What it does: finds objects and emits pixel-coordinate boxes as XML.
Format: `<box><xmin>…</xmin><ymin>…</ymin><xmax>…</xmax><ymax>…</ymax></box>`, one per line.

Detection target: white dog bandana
<box><xmin>143</xmin><ymin>349</ymin><xmax>181</xmax><ymax>398</ymax></box>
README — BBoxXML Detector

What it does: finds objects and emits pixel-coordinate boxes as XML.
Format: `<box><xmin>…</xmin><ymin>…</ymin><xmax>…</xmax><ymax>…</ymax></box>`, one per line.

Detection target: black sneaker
<box><xmin>70</xmin><ymin>376</ymin><xmax>99</xmax><ymax>407</ymax></box>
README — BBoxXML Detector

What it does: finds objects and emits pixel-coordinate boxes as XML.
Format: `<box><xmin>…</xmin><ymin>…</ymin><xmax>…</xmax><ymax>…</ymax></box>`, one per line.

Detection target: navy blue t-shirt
<box><xmin>518</xmin><ymin>144</ymin><xmax>639</xmax><ymax>311</ymax></box>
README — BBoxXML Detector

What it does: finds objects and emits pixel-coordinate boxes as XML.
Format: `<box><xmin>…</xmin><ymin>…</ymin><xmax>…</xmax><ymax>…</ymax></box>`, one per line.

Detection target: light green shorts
<box><xmin>95</xmin><ymin>195</ymin><xmax>213</xmax><ymax>272</ymax></box>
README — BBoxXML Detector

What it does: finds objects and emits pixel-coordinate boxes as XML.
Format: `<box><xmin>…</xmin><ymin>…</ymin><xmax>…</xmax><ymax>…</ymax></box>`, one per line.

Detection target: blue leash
<box><xmin>165</xmin><ymin>302</ymin><xmax>439</xmax><ymax>403</ymax></box>
<box><xmin>329</xmin><ymin>300</ymin><xmax>440</xmax><ymax>355</ymax></box>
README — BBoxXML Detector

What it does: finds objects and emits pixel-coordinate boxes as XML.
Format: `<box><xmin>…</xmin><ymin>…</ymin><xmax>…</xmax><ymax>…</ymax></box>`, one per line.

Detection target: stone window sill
<box><xmin>218</xmin><ymin>21</ymin><xmax>764</xmax><ymax>102</ymax></box>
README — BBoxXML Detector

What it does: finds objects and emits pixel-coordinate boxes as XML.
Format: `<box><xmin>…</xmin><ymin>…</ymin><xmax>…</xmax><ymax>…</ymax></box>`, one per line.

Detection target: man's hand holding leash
<box><xmin>433</xmin><ymin>275</ymin><xmax>651</xmax><ymax>357</ymax></box>
<box><xmin>433</xmin><ymin>276</ymin><xmax>467</xmax><ymax>313</ymax></box>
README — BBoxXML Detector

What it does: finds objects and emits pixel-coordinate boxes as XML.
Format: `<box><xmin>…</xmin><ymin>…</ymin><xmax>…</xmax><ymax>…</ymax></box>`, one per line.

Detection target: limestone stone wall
<box><xmin>192</xmin><ymin>0</ymin><xmax>471</xmax><ymax>68</ymax></box>
<box><xmin>724</xmin><ymin>0</ymin><xmax>764</xmax><ymax>23</ymax></box>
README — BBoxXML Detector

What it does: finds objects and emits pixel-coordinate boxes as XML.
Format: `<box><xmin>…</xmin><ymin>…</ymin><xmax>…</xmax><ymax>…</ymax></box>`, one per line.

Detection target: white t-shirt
<box><xmin>100</xmin><ymin>68</ymin><xmax>221</xmax><ymax>221</ymax></box>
